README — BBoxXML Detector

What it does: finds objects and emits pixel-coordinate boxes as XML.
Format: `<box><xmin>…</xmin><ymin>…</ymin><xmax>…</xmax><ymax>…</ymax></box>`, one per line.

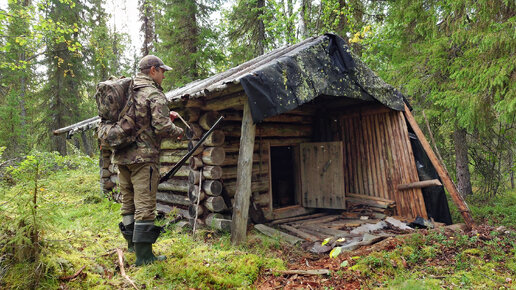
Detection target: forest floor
<box><xmin>0</xmin><ymin>153</ymin><xmax>515</xmax><ymax>289</ymax></box>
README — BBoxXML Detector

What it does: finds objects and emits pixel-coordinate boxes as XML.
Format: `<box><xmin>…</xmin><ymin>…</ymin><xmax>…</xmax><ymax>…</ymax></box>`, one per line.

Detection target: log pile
<box><xmin>344</xmin><ymin>193</ymin><xmax>396</xmax><ymax>218</ymax></box>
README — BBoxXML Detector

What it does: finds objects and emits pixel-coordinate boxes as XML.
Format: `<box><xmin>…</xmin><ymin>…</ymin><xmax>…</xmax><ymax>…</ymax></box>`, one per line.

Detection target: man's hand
<box><xmin>170</xmin><ymin>111</ymin><xmax>180</xmax><ymax>121</ymax></box>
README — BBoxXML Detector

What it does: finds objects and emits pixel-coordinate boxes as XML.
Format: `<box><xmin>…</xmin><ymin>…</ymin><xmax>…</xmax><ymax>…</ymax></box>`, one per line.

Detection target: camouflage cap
<box><xmin>139</xmin><ymin>55</ymin><xmax>172</xmax><ymax>71</ymax></box>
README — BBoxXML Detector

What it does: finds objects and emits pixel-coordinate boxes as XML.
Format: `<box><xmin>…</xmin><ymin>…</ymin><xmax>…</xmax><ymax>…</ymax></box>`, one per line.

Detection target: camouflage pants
<box><xmin>118</xmin><ymin>162</ymin><xmax>159</xmax><ymax>221</ymax></box>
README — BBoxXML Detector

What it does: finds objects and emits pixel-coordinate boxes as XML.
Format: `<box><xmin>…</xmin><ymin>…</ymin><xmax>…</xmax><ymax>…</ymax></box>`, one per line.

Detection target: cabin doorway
<box><xmin>270</xmin><ymin>146</ymin><xmax>298</xmax><ymax>208</ymax></box>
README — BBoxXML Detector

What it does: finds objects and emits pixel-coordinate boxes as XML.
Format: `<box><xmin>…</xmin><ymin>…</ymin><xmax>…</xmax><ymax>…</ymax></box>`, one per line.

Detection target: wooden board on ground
<box><xmin>254</xmin><ymin>224</ymin><xmax>303</xmax><ymax>245</ymax></box>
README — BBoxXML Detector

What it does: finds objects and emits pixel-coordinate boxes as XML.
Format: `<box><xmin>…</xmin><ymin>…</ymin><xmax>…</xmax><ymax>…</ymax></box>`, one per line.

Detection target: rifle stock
<box><xmin>160</xmin><ymin>116</ymin><xmax>224</xmax><ymax>183</ymax></box>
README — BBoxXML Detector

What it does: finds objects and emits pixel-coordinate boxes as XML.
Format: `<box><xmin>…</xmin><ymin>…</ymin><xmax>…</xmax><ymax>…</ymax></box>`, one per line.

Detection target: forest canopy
<box><xmin>0</xmin><ymin>0</ymin><xmax>514</xmax><ymax>197</ymax></box>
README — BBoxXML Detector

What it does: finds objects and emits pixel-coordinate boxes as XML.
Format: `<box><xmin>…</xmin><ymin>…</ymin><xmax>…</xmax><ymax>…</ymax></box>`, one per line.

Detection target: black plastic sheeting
<box><xmin>408</xmin><ymin>132</ymin><xmax>453</xmax><ymax>225</ymax></box>
<box><xmin>240</xmin><ymin>33</ymin><xmax>405</xmax><ymax>123</ymax></box>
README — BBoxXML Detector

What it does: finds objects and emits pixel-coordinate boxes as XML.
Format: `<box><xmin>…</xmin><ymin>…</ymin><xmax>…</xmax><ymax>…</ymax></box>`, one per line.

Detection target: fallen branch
<box><xmin>116</xmin><ymin>248</ymin><xmax>139</xmax><ymax>290</ymax></box>
<box><xmin>58</xmin><ymin>265</ymin><xmax>86</xmax><ymax>281</ymax></box>
<box><xmin>273</xmin><ymin>269</ymin><xmax>330</xmax><ymax>276</ymax></box>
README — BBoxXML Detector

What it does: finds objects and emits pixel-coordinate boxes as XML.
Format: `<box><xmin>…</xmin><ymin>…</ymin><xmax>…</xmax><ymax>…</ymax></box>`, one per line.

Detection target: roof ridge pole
<box><xmin>403</xmin><ymin>104</ymin><xmax>474</xmax><ymax>229</ymax></box>
<box><xmin>231</xmin><ymin>98</ymin><xmax>256</xmax><ymax>245</ymax></box>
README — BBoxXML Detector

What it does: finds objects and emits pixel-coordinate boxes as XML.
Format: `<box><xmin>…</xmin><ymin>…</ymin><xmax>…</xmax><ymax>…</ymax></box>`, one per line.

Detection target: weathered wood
<box><xmin>202</xmin><ymin>165</ymin><xmax>222</xmax><ymax>180</ymax></box>
<box><xmin>296</xmin><ymin>215</ymin><xmax>341</xmax><ymax>225</ymax></box>
<box><xmin>185</xmin><ymin>123</ymin><xmax>204</xmax><ymax>140</ymax></box>
<box><xmin>346</xmin><ymin>193</ymin><xmax>395</xmax><ymax>204</ymax></box>
<box><xmin>270</xmin><ymin>212</ymin><xmax>328</xmax><ymax>225</ymax></box>
<box><xmin>159</xmin><ymin>165</ymin><xmax>190</xmax><ymax>177</ymax></box>
<box><xmin>199</xmin><ymin>111</ymin><xmax>221</xmax><ymax>130</ymax></box>
<box><xmin>403</xmin><ymin>104</ymin><xmax>474</xmax><ymax>228</ymax></box>
<box><xmin>203</xmin><ymin>180</ymin><xmax>223</xmax><ymax>196</ymax></box>
<box><xmin>346</xmin><ymin>197</ymin><xmax>391</xmax><ymax>209</ymax></box>
<box><xmin>221</xmin><ymin>152</ymin><xmax>267</xmax><ymax>166</ymax></box>
<box><xmin>296</xmin><ymin>224</ymin><xmax>348</xmax><ymax>238</ymax></box>
<box><xmin>204</xmin><ymin>196</ymin><xmax>227</xmax><ymax>212</ymax></box>
<box><xmin>188</xmin><ymin>185</ymin><xmax>205</xmax><ymax>203</ymax></box>
<box><xmin>204</xmin><ymin>130</ymin><xmax>225</xmax><ymax>146</ymax></box>
<box><xmin>189</xmin><ymin>170</ymin><xmax>200</xmax><ymax>185</ymax></box>
<box><xmin>280</xmin><ymin>224</ymin><xmax>319</xmax><ymax>241</ymax></box>
<box><xmin>300</xmin><ymin>142</ymin><xmax>345</xmax><ymax>209</ymax></box>
<box><xmin>187</xmin><ymin>140</ymin><xmax>205</xmax><ymax>155</ymax></box>
<box><xmin>156</xmin><ymin>191</ymin><xmax>190</xmax><ymax>206</ymax></box>
<box><xmin>266</xmin><ymin>205</ymin><xmax>316</xmax><ymax>221</ymax></box>
<box><xmin>231</xmin><ymin>100</ymin><xmax>256</xmax><ymax>245</ymax></box>
<box><xmin>202</xmin><ymin>93</ymin><xmax>246</xmax><ymax>111</ymax></box>
<box><xmin>202</xmin><ymin>147</ymin><xmax>226</xmax><ymax>165</ymax></box>
<box><xmin>189</xmin><ymin>157</ymin><xmax>203</xmax><ymax>169</ymax></box>
<box><xmin>224</xmin><ymin>138</ymin><xmax>309</xmax><ymax>153</ymax></box>
<box><xmin>159</xmin><ymin>150</ymin><xmax>189</xmax><ymax>164</ymax></box>
<box><xmin>189</xmin><ymin>204</ymin><xmax>204</xmax><ymax>217</ymax></box>
<box><xmin>158</xmin><ymin>179</ymin><xmax>190</xmax><ymax>192</ymax></box>
<box><xmin>222</xmin><ymin>164</ymin><xmax>268</xmax><ymax>179</ymax></box>
<box><xmin>224</xmin><ymin>179</ymin><xmax>269</xmax><ymax>197</ymax></box>
<box><xmin>205</xmin><ymin>213</ymin><xmax>231</xmax><ymax>231</ymax></box>
<box><xmin>161</xmin><ymin>139</ymin><xmax>188</xmax><ymax>150</ymax></box>
<box><xmin>254</xmin><ymin>224</ymin><xmax>303</xmax><ymax>245</ymax></box>
<box><xmin>253</xmin><ymin>192</ymin><xmax>271</xmax><ymax>207</ymax></box>
<box><xmin>398</xmin><ymin>179</ymin><xmax>442</xmax><ymax>190</ymax></box>
<box><xmin>185</xmin><ymin>108</ymin><xmax>200</xmax><ymax>122</ymax></box>
<box><xmin>156</xmin><ymin>203</ymin><xmax>190</xmax><ymax>219</ymax></box>
<box><xmin>224</xmin><ymin>123</ymin><xmax>312</xmax><ymax>138</ymax></box>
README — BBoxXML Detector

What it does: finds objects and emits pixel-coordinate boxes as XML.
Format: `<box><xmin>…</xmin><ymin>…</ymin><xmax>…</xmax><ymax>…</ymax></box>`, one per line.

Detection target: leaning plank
<box><xmin>403</xmin><ymin>104</ymin><xmax>474</xmax><ymax>228</ymax></box>
<box><xmin>156</xmin><ymin>191</ymin><xmax>190</xmax><ymax>206</ymax></box>
<box><xmin>280</xmin><ymin>224</ymin><xmax>319</xmax><ymax>242</ymax></box>
<box><xmin>270</xmin><ymin>212</ymin><xmax>328</xmax><ymax>225</ymax></box>
<box><xmin>397</xmin><ymin>179</ymin><xmax>442</xmax><ymax>190</ymax></box>
<box><xmin>346</xmin><ymin>193</ymin><xmax>395</xmax><ymax>204</ymax></box>
<box><xmin>254</xmin><ymin>224</ymin><xmax>303</xmax><ymax>245</ymax></box>
<box><xmin>272</xmin><ymin>205</ymin><xmax>316</xmax><ymax>220</ymax></box>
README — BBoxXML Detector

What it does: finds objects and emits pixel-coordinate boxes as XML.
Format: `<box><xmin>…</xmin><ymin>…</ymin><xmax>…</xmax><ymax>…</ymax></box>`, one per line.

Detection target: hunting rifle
<box><xmin>160</xmin><ymin>116</ymin><xmax>224</xmax><ymax>183</ymax></box>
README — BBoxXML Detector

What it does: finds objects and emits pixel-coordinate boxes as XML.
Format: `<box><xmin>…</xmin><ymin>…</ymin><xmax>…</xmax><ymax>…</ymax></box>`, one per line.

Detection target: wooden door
<box><xmin>300</xmin><ymin>142</ymin><xmax>345</xmax><ymax>209</ymax></box>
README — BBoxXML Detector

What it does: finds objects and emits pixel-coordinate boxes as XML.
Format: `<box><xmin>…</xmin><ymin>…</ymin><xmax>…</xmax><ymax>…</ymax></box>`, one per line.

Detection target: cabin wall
<box><xmin>159</xmin><ymin>92</ymin><xmax>427</xmax><ymax>225</ymax></box>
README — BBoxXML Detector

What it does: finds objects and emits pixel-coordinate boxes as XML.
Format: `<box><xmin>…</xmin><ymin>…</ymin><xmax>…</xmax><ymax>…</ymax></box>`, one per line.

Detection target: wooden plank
<box><xmin>386</xmin><ymin>112</ymin><xmax>405</xmax><ymax>217</ymax></box>
<box><xmin>403</xmin><ymin>104</ymin><xmax>474</xmax><ymax>227</ymax></box>
<box><xmin>363</xmin><ymin>115</ymin><xmax>375</xmax><ymax>197</ymax></box>
<box><xmin>300</xmin><ymin>142</ymin><xmax>345</xmax><ymax>209</ymax></box>
<box><xmin>280</xmin><ymin>224</ymin><xmax>319</xmax><ymax>241</ymax></box>
<box><xmin>269</xmin><ymin>212</ymin><xmax>328</xmax><ymax>225</ymax></box>
<box><xmin>292</xmin><ymin>145</ymin><xmax>302</xmax><ymax>205</ymax></box>
<box><xmin>271</xmin><ymin>205</ymin><xmax>316</xmax><ymax>220</ymax></box>
<box><xmin>295</xmin><ymin>215</ymin><xmax>341</xmax><ymax>225</ymax></box>
<box><xmin>373</xmin><ymin>114</ymin><xmax>387</xmax><ymax>200</ymax></box>
<box><xmin>296</xmin><ymin>224</ymin><xmax>348</xmax><ymax>237</ymax></box>
<box><xmin>346</xmin><ymin>198</ymin><xmax>391</xmax><ymax>209</ymax></box>
<box><xmin>254</xmin><ymin>224</ymin><xmax>303</xmax><ymax>245</ymax></box>
<box><xmin>398</xmin><ymin>179</ymin><xmax>442</xmax><ymax>190</ymax></box>
<box><xmin>346</xmin><ymin>193</ymin><xmax>395</xmax><ymax>204</ymax></box>
<box><xmin>231</xmin><ymin>100</ymin><xmax>256</xmax><ymax>245</ymax></box>
<box><xmin>367</xmin><ymin>115</ymin><xmax>381</xmax><ymax>198</ymax></box>
<box><xmin>399</xmin><ymin>112</ymin><xmax>428</xmax><ymax>218</ymax></box>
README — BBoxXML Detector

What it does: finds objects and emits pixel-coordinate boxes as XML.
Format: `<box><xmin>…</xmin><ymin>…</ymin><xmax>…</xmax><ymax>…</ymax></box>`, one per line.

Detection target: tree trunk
<box><xmin>453</xmin><ymin>127</ymin><xmax>473</xmax><ymax>197</ymax></box>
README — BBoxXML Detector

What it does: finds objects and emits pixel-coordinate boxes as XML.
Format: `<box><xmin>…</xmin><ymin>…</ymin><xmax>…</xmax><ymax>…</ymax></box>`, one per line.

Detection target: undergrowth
<box><xmin>0</xmin><ymin>152</ymin><xmax>285</xmax><ymax>289</ymax></box>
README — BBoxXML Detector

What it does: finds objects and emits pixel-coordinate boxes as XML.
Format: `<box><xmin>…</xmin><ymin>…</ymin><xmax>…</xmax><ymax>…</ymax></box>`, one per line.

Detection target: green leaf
<box><xmin>340</xmin><ymin>260</ymin><xmax>349</xmax><ymax>267</ymax></box>
<box><xmin>329</xmin><ymin>247</ymin><xmax>342</xmax><ymax>258</ymax></box>
<box><xmin>321</xmin><ymin>237</ymin><xmax>331</xmax><ymax>246</ymax></box>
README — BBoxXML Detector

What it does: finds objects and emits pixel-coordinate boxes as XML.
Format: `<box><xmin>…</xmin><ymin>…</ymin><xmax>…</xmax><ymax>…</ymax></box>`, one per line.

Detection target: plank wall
<box><xmin>340</xmin><ymin>107</ymin><xmax>428</xmax><ymax>219</ymax></box>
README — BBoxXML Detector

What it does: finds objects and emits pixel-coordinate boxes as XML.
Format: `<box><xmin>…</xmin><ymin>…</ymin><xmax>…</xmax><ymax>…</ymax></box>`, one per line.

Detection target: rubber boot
<box><xmin>134</xmin><ymin>243</ymin><xmax>166</xmax><ymax>266</ymax></box>
<box><xmin>133</xmin><ymin>221</ymin><xmax>166</xmax><ymax>266</ymax></box>
<box><xmin>119</xmin><ymin>222</ymin><xmax>135</xmax><ymax>252</ymax></box>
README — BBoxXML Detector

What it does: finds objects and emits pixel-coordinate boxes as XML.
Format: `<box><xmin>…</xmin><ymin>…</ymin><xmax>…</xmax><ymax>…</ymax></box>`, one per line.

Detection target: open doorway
<box><xmin>270</xmin><ymin>146</ymin><xmax>297</xmax><ymax>208</ymax></box>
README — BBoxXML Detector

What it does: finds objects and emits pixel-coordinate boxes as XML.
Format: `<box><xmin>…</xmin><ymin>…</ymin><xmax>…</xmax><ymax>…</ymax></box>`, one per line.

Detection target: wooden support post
<box><xmin>403</xmin><ymin>104</ymin><xmax>474</xmax><ymax>228</ymax></box>
<box><xmin>231</xmin><ymin>100</ymin><xmax>256</xmax><ymax>245</ymax></box>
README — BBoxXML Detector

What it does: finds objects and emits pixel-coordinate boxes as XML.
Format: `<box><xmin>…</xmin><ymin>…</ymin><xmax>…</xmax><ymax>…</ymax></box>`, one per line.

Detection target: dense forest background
<box><xmin>0</xmin><ymin>0</ymin><xmax>514</xmax><ymax>198</ymax></box>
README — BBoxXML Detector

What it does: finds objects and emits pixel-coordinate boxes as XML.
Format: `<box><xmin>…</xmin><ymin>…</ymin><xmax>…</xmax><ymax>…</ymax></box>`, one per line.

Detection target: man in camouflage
<box><xmin>116</xmin><ymin>55</ymin><xmax>183</xmax><ymax>266</ymax></box>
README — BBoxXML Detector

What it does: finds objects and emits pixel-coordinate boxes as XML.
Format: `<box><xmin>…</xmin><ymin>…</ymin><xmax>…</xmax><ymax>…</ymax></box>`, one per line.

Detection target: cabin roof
<box><xmin>165</xmin><ymin>33</ymin><xmax>405</xmax><ymax>122</ymax></box>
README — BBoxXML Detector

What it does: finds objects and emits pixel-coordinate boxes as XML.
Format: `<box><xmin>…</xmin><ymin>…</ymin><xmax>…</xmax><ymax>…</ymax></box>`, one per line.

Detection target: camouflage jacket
<box><xmin>113</xmin><ymin>73</ymin><xmax>182</xmax><ymax>165</ymax></box>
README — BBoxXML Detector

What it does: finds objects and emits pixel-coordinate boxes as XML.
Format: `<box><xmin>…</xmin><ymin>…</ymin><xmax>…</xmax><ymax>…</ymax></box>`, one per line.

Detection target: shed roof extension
<box><xmin>165</xmin><ymin>33</ymin><xmax>405</xmax><ymax>123</ymax></box>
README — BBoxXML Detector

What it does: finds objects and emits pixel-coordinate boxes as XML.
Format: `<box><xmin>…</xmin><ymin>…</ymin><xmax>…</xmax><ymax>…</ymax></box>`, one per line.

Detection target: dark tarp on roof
<box><xmin>240</xmin><ymin>33</ymin><xmax>405</xmax><ymax>123</ymax></box>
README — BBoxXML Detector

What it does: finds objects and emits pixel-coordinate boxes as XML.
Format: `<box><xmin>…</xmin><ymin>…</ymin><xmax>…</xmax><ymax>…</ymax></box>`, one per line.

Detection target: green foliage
<box><xmin>468</xmin><ymin>189</ymin><xmax>516</xmax><ymax>227</ymax></box>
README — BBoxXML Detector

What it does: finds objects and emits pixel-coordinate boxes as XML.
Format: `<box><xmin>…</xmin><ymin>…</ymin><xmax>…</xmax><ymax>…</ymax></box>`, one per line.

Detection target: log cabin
<box><xmin>156</xmin><ymin>33</ymin><xmax>473</xmax><ymax>243</ymax></box>
<box><xmin>55</xmin><ymin>33</ymin><xmax>474</xmax><ymax>244</ymax></box>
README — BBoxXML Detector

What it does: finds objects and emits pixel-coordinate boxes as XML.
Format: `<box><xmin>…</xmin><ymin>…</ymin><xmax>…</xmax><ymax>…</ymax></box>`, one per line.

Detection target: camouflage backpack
<box><xmin>95</xmin><ymin>77</ymin><xmax>148</xmax><ymax>150</ymax></box>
